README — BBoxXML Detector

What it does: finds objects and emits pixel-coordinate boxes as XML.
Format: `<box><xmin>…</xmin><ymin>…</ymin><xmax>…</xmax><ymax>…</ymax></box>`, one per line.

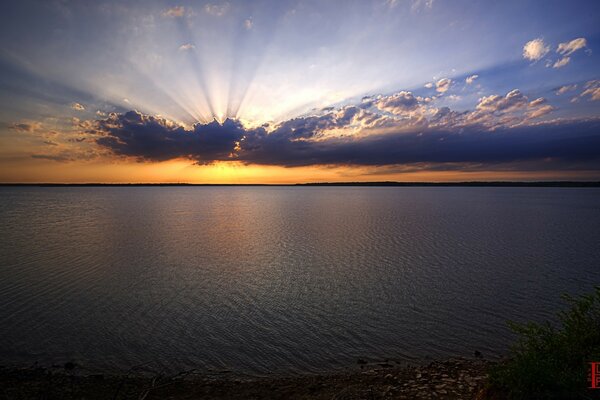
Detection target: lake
<box><xmin>1</xmin><ymin>186</ymin><xmax>599</xmax><ymax>375</ymax></box>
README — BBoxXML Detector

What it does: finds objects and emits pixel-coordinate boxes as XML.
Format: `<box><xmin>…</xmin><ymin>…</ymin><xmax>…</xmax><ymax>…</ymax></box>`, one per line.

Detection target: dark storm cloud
<box><xmin>94</xmin><ymin>111</ymin><xmax>258</xmax><ymax>164</ymax></box>
<box><xmin>91</xmin><ymin>108</ymin><xmax>600</xmax><ymax>171</ymax></box>
<box><xmin>240</xmin><ymin>119</ymin><xmax>600</xmax><ymax>168</ymax></box>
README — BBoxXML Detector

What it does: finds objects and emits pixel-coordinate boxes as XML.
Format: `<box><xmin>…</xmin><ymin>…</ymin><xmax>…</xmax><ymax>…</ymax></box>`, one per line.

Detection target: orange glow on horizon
<box><xmin>1</xmin><ymin>158</ymin><xmax>597</xmax><ymax>184</ymax></box>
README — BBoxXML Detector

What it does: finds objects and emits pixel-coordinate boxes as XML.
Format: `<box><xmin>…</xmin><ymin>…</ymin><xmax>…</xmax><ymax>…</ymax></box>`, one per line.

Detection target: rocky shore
<box><xmin>1</xmin><ymin>358</ymin><xmax>496</xmax><ymax>399</ymax></box>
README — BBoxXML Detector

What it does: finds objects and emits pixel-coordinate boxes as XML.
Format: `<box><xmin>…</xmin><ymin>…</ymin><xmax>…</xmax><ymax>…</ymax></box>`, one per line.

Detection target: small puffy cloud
<box><xmin>71</xmin><ymin>102</ymin><xmax>85</xmax><ymax>111</ymax></box>
<box><xmin>523</xmin><ymin>38</ymin><xmax>550</xmax><ymax>61</ymax></box>
<box><xmin>465</xmin><ymin>75</ymin><xmax>478</xmax><ymax>85</ymax></box>
<box><xmin>555</xmin><ymin>84</ymin><xmax>577</xmax><ymax>95</ymax></box>
<box><xmin>557</xmin><ymin>38</ymin><xmax>587</xmax><ymax>56</ymax></box>
<box><xmin>435</xmin><ymin>78</ymin><xmax>452</xmax><ymax>93</ymax></box>
<box><xmin>424</xmin><ymin>82</ymin><xmax>434</xmax><ymax>89</ymax></box>
<box><xmin>529</xmin><ymin>97</ymin><xmax>547</xmax><ymax>107</ymax></box>
<box><xmin>476</xmin><ymin>89</ymin><xmax>528</xmax><ymax>113</ymax></box>
<box><xmin>553</xmin><ymin>57</ymin><xmax>570</xmax><ymax>68</ymax></box>
<box><xmin>375</xmin><ymin>91</ymin><xmax>420</xmax><ymax>115</ymax></box>
<box><xmin>244</xmin><ymin>18</ymin><xmax>253</xmax><ymax>30</ymax></box>
<box><xmin>204</xmin><ymin>3</ymin><xmax>229</xmax><ymax>16</ymax></box>
<box><xmin>162</xmin><ymin>6</ymin><xmax>185</xmax><ymax>18</ymax></box>
<box><xmin>580</xmin><ymin>80</ymin><xmax>600</xmax><ymax>101</ymax></box>
<box><xmin>526</xmin><ymin>105</ymin><xmax>555</xmax><ymax>119</ymax></box>
<box><xmin>179</xmin><ymin>43</ymin><xmax>195</xmax><ymax>51</ymax></box>
<box><xmin>526</xmin><ymin>97</ymin><xmax>555</xmax><ymax>119</ymax></box>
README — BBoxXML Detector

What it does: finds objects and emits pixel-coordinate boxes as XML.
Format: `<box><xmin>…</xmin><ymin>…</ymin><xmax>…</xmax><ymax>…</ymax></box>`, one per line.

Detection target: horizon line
<box><xmin>1</xmin><ymin>181</ymin><xmax>599</xmax><ymax>187</ymax></box>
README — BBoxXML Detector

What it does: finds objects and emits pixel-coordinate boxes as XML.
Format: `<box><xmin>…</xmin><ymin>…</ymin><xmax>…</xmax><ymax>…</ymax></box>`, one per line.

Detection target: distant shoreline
<box><xmin>1</xmin><ymin>181</ymin><xmax>599</xmax><ymax>187</ymax></box>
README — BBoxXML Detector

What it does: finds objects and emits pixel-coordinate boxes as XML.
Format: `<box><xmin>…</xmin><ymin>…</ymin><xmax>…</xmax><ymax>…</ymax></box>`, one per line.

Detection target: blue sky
<box><xmin>0</xmin><ymin>0</ymin><xmax>599</xmax><ymax>182</ymax></box>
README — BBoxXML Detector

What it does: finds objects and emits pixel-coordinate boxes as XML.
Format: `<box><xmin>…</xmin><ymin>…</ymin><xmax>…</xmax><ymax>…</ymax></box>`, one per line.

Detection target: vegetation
<box><xmin>489</xmin><ymin>287</ymin><xmax>600</xmax><ymax>399</ymax></box>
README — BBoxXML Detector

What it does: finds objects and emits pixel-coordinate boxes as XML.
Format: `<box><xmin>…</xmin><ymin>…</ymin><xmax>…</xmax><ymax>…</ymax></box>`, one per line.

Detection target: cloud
<box><xmin>204</xmin><ymin>3</ymin><xmax>229</xmax><ymax>16</ymax></box>
<box><xmin>71</xmin><ymin>102</ymin><xmax>85</xmax><ymax>111</ymax></box>
<box><xmin>93</xmin><ymin>111</ymin><xmax>250</xmax><ymax>163</ymax></box>
<box><xmin>178</xmin><ymin>43</ymin><xmax>195</xmax><ymax>51</ymax></box>
<box><xmin>526</xmin><ymin>105</ymin><xmax>555</xmax><ymax>119</ymax></box>
<box><xmin>424</xmin><ymin>82</ymin><xmax>434</xmax><ymax>89</ymax></box>
<box><xmin>79</xmin><ymin>86</ymin><xmax>599</xmax><ymax>173</ymax></box>
<box><xmin>528</xmin><ymin>97</ymin><xmax>546</xmax><ymax>107</ymax></box>
<box><xmin>523</xmin><ymin>38</ymin><xmax>550</xmax><ymax>61</ymax></box>
<box><xmin>555</xmin><ymin>84</ymin><xmax>577</xmax><ymax>95</ymax></box>
<box><xmin>386</xmin><ymin>0</ymin><xmax>433</xmax><ymax>11</ymax></box>
<box><xmin>465</xmin><ymin>75</ymin><xmax>478</xmax><ymax>85</ymax></box>
<box><xmin>31</xmin><ymin>154</ymin><xmax>73</xmax><ymax>162</ymax></box>
<box><xmin>580</xmin><ymin>80</ymin><xmax>600</xmax><ymax>101</ymax></box>
<box><xmin>90</xmin><ymin>111</ymin><xmax>599</xmax><ymax>170</ymax></box>
<box><xmin>374</xmin><ymin>91</ymin><xmax>420</xmax><ymax>115</ymax></box>
<box><xmin>162</xmin><ymin>6</ymin><xmax>185</xmax><ymax>18</ymax></box>
<box><xmin>552</xmin><ymin>57</ymin><xmax>570</xmax><ymax>68</ymax></box>
<box><xmin>435</xmin><ymin>78</ymin><xmax>452</xmax><ymax>93</ymax></box>
<box><xmin>411</xmin><ymin>0</ymin><xmax>434</xmax><ymax>11</ymax></box>
<box><xmin>244</xmin><ymin>18</ymin><xmax>253</xmax><ymax>30</ymax></box>
<box><xmin>9</xmin><ymin>122</ymin><xmax>41</xmax><ymax>132</ymax></box>
<box><xmin>476</xmin><ymin>89</ymin><xmax>528</xmax><ymax>113</ymax></box>
<box><xmin>557</xmin><ymin>38</ymin><xmax>587</xmax><ymax>56</ymax></box>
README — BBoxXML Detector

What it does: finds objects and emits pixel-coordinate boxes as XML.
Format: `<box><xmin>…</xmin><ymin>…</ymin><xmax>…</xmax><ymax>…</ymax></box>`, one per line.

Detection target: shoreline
<box><xmin>1</xmin><ymin>357</ymin><xmax>495</xmax><ymax>399</ymax></box>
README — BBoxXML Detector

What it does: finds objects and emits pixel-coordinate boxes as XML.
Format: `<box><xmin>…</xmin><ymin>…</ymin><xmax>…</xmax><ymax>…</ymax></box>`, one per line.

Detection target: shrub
<box><xmin>489</xmin><ymin>287</ymin><xmax>600</xmax><ymax>399</ymax></box>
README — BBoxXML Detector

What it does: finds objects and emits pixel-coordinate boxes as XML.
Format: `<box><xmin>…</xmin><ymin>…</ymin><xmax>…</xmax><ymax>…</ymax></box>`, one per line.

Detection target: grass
<box><xmin>489</xmin><ymin>287</ymin><xmax>600</xmax><ymax>399</ymax></box>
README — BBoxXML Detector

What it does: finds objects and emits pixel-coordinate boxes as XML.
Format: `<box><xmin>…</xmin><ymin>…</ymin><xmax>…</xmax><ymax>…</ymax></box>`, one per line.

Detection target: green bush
<box><xmin>489</xmin><ymin>287</ymin><xmax>600</xmax><ymax>399</ymax></box>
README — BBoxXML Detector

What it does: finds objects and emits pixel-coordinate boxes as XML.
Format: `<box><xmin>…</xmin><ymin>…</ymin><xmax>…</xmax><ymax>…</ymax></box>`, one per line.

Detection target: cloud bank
<box><xmin>79</xmin><ymin>89</ymin><xmax>600</xmax><ymax>171</ymax></box>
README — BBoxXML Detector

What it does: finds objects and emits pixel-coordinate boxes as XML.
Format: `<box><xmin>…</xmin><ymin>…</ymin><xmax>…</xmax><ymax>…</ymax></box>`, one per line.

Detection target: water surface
<box><xmin>1</xmin><ymin>187</ymin><xmax>599</xmax><ymax>375</ymax></box>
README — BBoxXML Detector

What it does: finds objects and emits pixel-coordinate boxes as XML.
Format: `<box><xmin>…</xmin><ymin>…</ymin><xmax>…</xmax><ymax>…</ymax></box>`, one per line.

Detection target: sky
<box><xmin>0</xmin><ymin>0</ymin><xmax>599</xmax><ymax>183</ymax></box>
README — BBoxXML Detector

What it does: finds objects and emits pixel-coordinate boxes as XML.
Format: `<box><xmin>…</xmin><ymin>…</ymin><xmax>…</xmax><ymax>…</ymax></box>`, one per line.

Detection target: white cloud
<box><xmin>71</xmin><ymin>102</ymin><xmax>85</xmax><ymax>111</ymax></box>
<box><xmin>178</xmin><ymin>43</ymin><xmax>195</xmax><ymax>51</ymax></box>
<box><xmin>557</xmin><ymin>38</ymin><xmax>587</xmax><ymax>56</ymax></box>
<box><xmin>465</xmin><ymin>75</ymin><xmax>478</xmax><ymax>85</ymax></box>
<box><xmin>523</xmin><ymin>38</ymin><xmax>550</xmax><ymax>61</ymax></box>
<box><xmin>424</xmin><ymin>82</ymin><xmax>434</xmax><ymax>89</ymax></box>
<box><xmin>435</xmin><ymin>78</ymin><xmax>452</xmax><ymax>93</ymax></box>
<box><xmin>162</xmin><ymin>6</ymin><xmax>185</xmax><ymax>18</ymax></box>
<box><xmin>244</xmin><ymin>18</ymin><xmax>253</xmax><ymax>30</ymax></box>
<box><xmin>552</xmin><ymin>57</ymin><xmax>570</xmax><ymax>68</ymax></box>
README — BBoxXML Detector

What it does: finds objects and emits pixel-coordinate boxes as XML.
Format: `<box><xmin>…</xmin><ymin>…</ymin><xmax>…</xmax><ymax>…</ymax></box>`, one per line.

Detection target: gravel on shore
<box><xmin>0</xmin><ymin>357</ymin><xmax>496</xmax><ymax>399</ymax></box>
